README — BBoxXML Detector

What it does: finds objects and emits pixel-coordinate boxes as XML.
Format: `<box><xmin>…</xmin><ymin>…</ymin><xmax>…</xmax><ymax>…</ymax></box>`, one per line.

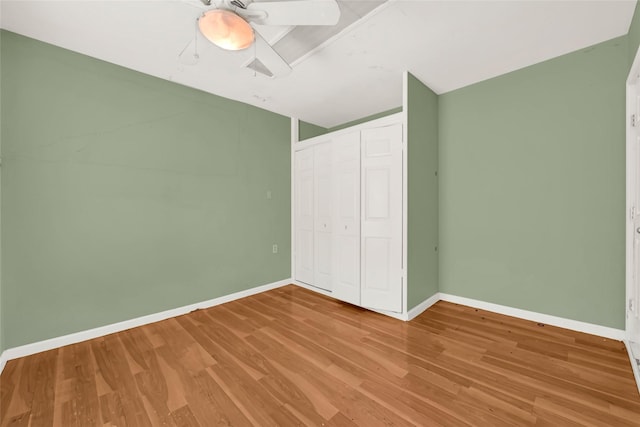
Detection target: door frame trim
<box><xmin>402</xmin><ymin>71</ymin><xmax>409</xmax><ymax>315</ymax></box>
<box><xmin>626</xmin><ymin>46</ymin><xmax>640</xmax><ymax>342</ymax></box>
<box><xmin>291</xmin><ymin>118</ymin><xmax>298</xmax><ymax>283</ymax></box>
<box><xmin>625</xmin><ymin>45</ymin><xmax>640</xmax><ymax>396</ymax></box>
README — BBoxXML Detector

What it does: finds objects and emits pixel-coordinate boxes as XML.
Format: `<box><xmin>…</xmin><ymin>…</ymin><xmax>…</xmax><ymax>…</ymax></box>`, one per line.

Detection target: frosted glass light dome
<box><xmin>198</xmin><ymin>9</ymin><xmax>254</xmax><ymax>51</ymax></box>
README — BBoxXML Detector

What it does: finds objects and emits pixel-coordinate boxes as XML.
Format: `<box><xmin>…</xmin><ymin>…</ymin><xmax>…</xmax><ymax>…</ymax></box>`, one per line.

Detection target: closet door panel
<box><xmin>295</xmin><ymin>149</ymin><xmax>314</xmax><ymax>284</ymax></box>
<box><xmin>314</xmin><ymin>143</ymin><xmax>333</xmax><ymax>290</ymax></box>
<box><xmin>332</xmin><ymin>132</ymin><xmax>361</xmax><ymax>305</ymax></box>
<box><xmin>361</xmin><ymin>124</ymin><xmax>403</xmax><ymax>313</ymax></box>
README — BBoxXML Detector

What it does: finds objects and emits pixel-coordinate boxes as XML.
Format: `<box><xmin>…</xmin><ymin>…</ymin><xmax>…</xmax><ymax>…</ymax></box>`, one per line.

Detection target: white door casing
<box><xmin>294</xmin><ymin>148</ymin><xmax>314</xmax><ymax>285</ymax></box>
<box><xmin>361</xmin><ymin>124</ymin><xmax>403</xmax><ymax>313</ymax></box>
<box><xmin>332</xmin><ymin>131</ymin><xmax>361</xmax><ymax>305</ymax></box>
<box><xmin>629</xmin><ymin>75</ymin><xmax>640</xmax><ymax>345</ymax></box>
<box><xmin>627</xmin><ymin>50</ymin><xmax>640</xmax><ymax>395</ymax></box>
<box><xmin>633</xmin><ymin>91</ymin><xmax>640</xmax><ymax>345</ymax></box>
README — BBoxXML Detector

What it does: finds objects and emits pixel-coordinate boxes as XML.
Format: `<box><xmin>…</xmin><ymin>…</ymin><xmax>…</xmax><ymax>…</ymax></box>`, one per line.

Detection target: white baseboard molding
<box><xmin>292</xmin><ymin>286</ymin><xmax>625</xmax><ymax>340</ymax></box>
<box><xmin>439</xmin><ymin>293</ymin><xmax>626</xmax><ymax>341</ymax></box>
<box><xmin>624</xmin><ymin>340</ymin><xmax>640</xmax><ymax>396</ymax></box>
<box><xmin>407</xmin><ymin>293</ymin><xmax>440</xmax><ymax>321</ymax></box>
<box><xmin>2</xmin><ymin>282</ymin><xmax>627</xmax><ymax>378</ymax></box>
<box><xmin>0</xmin><ymin>278</ymin><xmax>292</xmax><ymax>374</ymax></box>
<box><xmin>0</xmin><ymin>352</ymin><xmax>7</xmax><ymax>375</ymax></box>
<box><xmin>370</xmin><ymin>293</ymin><xmax>440</xmax><ymax>321</ymax></box>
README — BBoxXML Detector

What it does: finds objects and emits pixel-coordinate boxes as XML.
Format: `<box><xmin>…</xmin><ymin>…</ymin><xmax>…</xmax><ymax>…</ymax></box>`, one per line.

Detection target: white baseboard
<box><xmin>0</xmin><ymin>278</ymin><xmax>292</xmax><ymax>375</ymax></box>
<box><xmin>439</xmin><ymin>293</ymin><xmax>626</xmax><ymax>341</ymax></box>
<box><xmin>0</xmin><ymin>351</ymin><xmax>7</xmax><ymax>375</ymax></box>
<box><xmin>624</xmin><ymin>340</ymin><xmax>640</xmax><ymax>396</ymax></box>
<box><xmin>407</xmin><ymin>292</ymin><xmax>440</xmax><ymax>321</ymax></box>
<box><xmin>371</xmin><ymin>293</ymin><xmax>440</xmax><ymax>321</ymax></box>
<box><xmin>1</xmin><ymin>282</ymin><xmax>628</xmax><ymax>379</ymax></box>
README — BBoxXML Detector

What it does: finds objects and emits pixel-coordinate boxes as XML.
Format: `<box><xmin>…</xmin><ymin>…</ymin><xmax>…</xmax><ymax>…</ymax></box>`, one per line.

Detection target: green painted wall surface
<box><xmin>407</xmin><ymin>73</ymin><xmax>439</xmax><ymax>309</ymax></box>
<box><xmin>629</xmin><ymin>1</ymin><xmax>640</xmax><ymax>66</ymax></box>
<box><xmin>299</xmin><ymin>121</ymin><xmax>328</xmax><ymax>141</ymax></box>
<box><xmin>299</xmin><ymin>108</ymin><xmax>403</xmax><ymax>142</ymax></box>
<box><xmin>439</xmin><ymin>36</ymin><xmax>627</xmax><ymax>328</ymax></box>
<box><xmin>1</xmin><ymin>31</ymin><xmax>291</xmax><ymax>348</ymax></box>
<box><xmin>328</xmin><ymin>107</ymin><xmax>403</xmax><ymax>133</ymax></box>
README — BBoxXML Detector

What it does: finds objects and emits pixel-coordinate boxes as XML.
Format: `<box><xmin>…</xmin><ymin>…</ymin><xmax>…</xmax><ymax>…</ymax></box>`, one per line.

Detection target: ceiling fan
<box><xmin>188</xmin><ymin>0</ymin><xmax>341</xmax><ymax>77</ymax></box>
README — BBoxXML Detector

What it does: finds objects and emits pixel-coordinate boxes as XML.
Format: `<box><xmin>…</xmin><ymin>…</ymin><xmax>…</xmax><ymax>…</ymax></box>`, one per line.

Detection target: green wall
<box><xmin>439</xmin><ymin>36</ymin><xmax>627</xmax><ymax>328</ymax></box>
<box><xmin>298</xmin><ymin>107</ymin><xmax>403</xmax><ymax>142</ymax></box>
<box><xmin>329</xmin><ymin>107</ymin><xmax>402</xmax><ymax>133</ymax></box>
<box><xmin>0</xmin><ymin>31</ymin><xmax>291</xmax><ymax>349</ymax></box>
<box><xmin>299</xmin><ymin>121</ymin><xmax>328</xmax><ymax>141</ymax></box>
<box><xmin>407</xmin><ymin>73</ymin><xmax>439</xmax><ymax>309</ymax></box>
<box><xmin>629</xmin><ymin>1</ymin><xmax>640</xmax><ymax>66</ymax></box>
<box><xmin>1</xmin><ymin>9</ymin><xmax>636</xmax><ymax>352</ymax></box>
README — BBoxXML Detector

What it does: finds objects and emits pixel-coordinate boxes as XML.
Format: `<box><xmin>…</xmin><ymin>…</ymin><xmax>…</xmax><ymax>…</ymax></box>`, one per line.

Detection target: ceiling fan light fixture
<box><xmin>198</xmin><ymin>9</ymin><xmax>254</xmax><ymax>51</ymax></box>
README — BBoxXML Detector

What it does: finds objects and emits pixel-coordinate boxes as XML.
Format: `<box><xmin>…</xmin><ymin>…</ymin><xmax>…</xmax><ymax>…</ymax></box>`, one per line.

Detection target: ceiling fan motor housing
<box><xmin>230</xmin><ymin>0</ymin><xmax>252</xmax><ymax>9</ymax></box>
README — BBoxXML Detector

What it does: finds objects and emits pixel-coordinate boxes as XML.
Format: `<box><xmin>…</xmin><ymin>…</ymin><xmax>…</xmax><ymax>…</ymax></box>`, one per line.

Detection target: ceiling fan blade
<box><xmin>253</xmin><ymin>30</ymin><xmax>292</xmax><ymax>77</ymax></box>
<box><xmin>246</xmin><ymin>0</ymin><xmax>340</xmax><ymax>26</ymax></box>
<box><xmin>178</xmin><ymin>0</ymin><xmax>213</xmax><ymax>10</ymax></box>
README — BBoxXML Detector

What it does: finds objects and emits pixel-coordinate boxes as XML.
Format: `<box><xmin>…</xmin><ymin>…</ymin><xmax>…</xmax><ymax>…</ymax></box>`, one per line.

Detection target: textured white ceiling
<box><xmin>0</xmin><ymin>0</ymin><xmax>636</xmax><ymax>128</ymax></box>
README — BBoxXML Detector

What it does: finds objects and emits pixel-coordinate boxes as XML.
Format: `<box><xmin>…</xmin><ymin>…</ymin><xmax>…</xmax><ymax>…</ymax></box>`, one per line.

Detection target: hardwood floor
<box><xmin>1</xmin><ymin>284</ymin><xmax>639</xmax><ymax>426</ymax></box>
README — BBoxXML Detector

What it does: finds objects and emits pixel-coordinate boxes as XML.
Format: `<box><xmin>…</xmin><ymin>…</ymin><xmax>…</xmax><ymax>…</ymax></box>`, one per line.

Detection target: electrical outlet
<box><xmin>272</xmin><ymin>244</ymin><xmax>278</xmax><ymax>254</ymax></box>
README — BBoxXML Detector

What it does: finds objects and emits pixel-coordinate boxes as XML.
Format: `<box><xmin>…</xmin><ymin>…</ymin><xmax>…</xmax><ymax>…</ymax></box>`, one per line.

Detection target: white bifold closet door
<box><xmin>360</xmin><ymin>124</ymin><xmax>403</xmax><ymax>313</ymax></box>
<box><xmin>331</xmin><ymin>132</ymin><xmax>361</xmax><ymax>305</ymax></box>
<box><xmin>313</xmin><ymin>143</ymin><xmax>333</xmax><ymax>290</ymax></box>
<box><xmin>294</xmin><ymin>147</ymin><xmax>315</xmax><ymax>285</ymax></box>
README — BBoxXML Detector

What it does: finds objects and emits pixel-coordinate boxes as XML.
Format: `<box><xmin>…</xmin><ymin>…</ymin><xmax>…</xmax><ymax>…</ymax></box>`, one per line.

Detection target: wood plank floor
<box><xmin>1</xmin><ymin>284</ymin><xmax>640</xmax><ymax>426</ymax></box>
